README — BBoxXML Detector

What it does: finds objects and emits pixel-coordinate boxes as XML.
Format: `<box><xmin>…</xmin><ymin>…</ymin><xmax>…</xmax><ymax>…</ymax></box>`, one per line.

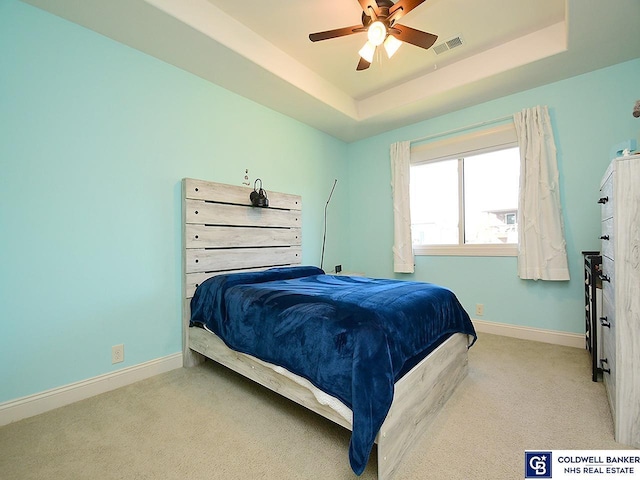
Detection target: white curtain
<box><xmin>514</xmin><ymin>106</ymin><xmax>570</xmax><ymax>281</ymax></box>
<box><xmin>390</xmin><ymin>141</ymin><xmax>414</xmax><ymax>273</ymax></box>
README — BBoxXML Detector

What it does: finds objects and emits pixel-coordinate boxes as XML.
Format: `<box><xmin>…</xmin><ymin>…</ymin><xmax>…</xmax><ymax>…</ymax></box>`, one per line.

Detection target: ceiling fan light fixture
<box><xmin>383</xmin><ymin>35</ymin><xmax>402</xmax><ymax>58</ymax></box>
<box><xmin>367</xmin><ymin>21</ymin><xmax>387</xmax><ymax>46</ymax></box>
<box><xmin>308</xmin><ymin>0</ymin><xmax>435</xmax><ymax>72</ymax></box>
<box><xmin>358</xmin><ymin>41</ymin><xmax>376</xmax><ymax>63</ymax></box>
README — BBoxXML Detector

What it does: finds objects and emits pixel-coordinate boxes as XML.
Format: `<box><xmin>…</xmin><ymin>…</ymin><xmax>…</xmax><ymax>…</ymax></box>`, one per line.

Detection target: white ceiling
<box><xmin>21</xmin><ymin>0</ymin><xmax>640</xmax><ymax>142</ymax></box>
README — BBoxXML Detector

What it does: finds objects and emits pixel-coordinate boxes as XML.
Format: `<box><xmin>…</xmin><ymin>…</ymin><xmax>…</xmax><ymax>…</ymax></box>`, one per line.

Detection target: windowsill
<box><xmin>413</xmin><ymin>244</ymin><xmax>518</xmax><ymax>257</ymax></box>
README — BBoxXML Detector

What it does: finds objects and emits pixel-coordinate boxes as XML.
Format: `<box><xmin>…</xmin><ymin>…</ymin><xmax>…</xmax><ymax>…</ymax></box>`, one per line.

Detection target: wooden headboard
<box><xmin>182</xmin><ymin>178</ymin><xmax>303</xmax><ymax>364</ymax></box>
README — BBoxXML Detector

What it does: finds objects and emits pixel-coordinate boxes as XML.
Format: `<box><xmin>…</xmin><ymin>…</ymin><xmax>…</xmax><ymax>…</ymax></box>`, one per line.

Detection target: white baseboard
<box><xmin>0</xmin><ymin>353</ymin><xmax>183</xmax><ymax>427</ymax></box>
<box><xmin>472</xmin><ymin>319</ymin><xmax>584</xmax><ymax>349</ymax></box>
<box><xmin>0</xmin><ymin>323</ymin><xmax>583</xmax><ymax>427</ymax></box>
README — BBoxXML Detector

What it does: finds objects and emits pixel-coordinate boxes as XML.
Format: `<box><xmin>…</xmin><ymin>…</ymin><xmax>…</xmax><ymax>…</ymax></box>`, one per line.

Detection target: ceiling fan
<box><xmin>309</xmin><ymin>0</ymin><xmax>437</xmax><ymax>71</ymax></box>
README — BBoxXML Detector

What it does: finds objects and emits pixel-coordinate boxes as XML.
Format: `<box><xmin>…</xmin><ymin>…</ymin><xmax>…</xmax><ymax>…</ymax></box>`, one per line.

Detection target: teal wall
<box><xmin>346</xmin><ymin>58</ymin><xmax>640</xmax><ymax>334</ymax></box>
<box><xmin>0</xmin><ymin>0</ymin><xmax>349</xmax><ymax>403</ymax></box>
<box><xmin>2</xmin><ymin>0</ymin><xmax>639</xmax><ymax>406</ymax></box>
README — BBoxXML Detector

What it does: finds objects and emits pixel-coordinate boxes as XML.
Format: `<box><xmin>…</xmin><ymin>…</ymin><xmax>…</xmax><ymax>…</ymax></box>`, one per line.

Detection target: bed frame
<box><xmin>182</xmin><ymin>177</ymin><xmax>471</xmax><ymax>479</ymax></box>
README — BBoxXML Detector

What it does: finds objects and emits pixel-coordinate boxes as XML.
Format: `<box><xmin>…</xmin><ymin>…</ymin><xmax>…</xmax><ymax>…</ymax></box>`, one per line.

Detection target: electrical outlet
<box><xmin>112</xmin><ymin>344</ymin><xmax>124</xmax><ymax>364</ymax></box>
<box><xmin>475</xmin><ymin>304</ymin><xmax>484</xmax><ymax>316</ymax></box>
<box><xmin>335</xmin><ymin>265</ymin><xmax>342</xmax><ymax>274</ymax></box>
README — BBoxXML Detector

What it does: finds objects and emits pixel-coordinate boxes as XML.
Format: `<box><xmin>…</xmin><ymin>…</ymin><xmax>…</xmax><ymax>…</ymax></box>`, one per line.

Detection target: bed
<box><xmin>182</xmin><ymin>178</ymin><xmax>476</xmax><ymax>479</ymax></box>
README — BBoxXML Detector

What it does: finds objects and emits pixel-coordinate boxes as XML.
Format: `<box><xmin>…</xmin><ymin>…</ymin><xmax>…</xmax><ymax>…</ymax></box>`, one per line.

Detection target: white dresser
<box><xmin>599</xmin><ymin>155</ymin><xmax>640</xmax><ymax>448</ymax></box>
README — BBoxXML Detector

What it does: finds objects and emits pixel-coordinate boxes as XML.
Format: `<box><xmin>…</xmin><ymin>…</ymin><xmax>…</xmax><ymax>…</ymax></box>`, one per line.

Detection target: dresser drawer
<box><xmin>599</xmin><ymin>173</ymin><xmax>614</xmax><ymax>221</ymax></box>
<box><xmin>600</xmin><ymin>291</ymin><xmax>615</xmax><ymax>337</ymax></box>
<box><xmin>601</xmin><ymin>255</ymin><xmax>615</xmax><ymax>295</ymax></box>
<box><xmin>601</xmin><ymin>217</ymin><xmax>614</xmax><ymax>260</ymax></box>
<box><xmin>600</xmin><ymin>286</ymin><xmax>616</xmax><ymax>398</ymax></box>
<box><xmin>600</xmin><ymin>312</ymin><xmax>616</xmax><ymax>414</ymax></box>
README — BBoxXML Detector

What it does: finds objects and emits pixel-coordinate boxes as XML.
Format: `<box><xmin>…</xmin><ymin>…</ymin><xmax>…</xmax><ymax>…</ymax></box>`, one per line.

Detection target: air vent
<box><xmin>433</xmin><ymin>35</ymin><xmax>464</xmax><ymax>55</ymax></box>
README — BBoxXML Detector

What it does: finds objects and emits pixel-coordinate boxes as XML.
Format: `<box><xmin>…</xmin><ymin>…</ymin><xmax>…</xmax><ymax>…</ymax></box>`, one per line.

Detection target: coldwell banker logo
<box><xmin>525</xmin><ymin>452</ymin><xmax>552</xmax><ymax>478</ymax></box>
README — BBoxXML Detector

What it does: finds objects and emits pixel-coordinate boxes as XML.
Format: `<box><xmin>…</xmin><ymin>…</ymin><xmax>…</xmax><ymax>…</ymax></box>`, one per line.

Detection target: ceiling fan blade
<box><xmin>392</xmin><ymin>24</ymin><xmax>437</xmax><ymax>50</ymax></box>
<box><xmin>356</xmin><ymin>57</ymin><xmax>371</xmax><ymax>71</ymax></box>
<box><xmin>309</xmin><ymin>25</ymin><xmax>366</xmax><ymax>42</ymax></box>
<box><xmin>358</xmin><ymin>0</ymin><xmax>381</xmax><ymax>17</ymax></box>
<box><xmin>388</xmin><ymin>0</ymin><xmax>427</xmax><ymax>22</ymax></box>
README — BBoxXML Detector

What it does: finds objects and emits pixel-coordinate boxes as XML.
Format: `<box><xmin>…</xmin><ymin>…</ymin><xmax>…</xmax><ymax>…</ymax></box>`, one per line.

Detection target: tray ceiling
<box><xmin>21</xmin><ymin>0</ymin><xmax>640</xmax><ymax>142</ymax></box>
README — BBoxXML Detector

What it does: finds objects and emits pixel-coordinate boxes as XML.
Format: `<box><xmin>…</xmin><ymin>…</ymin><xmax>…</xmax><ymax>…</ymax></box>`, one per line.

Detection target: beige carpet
<box><xmin>0</xmin><ymin>333</ymin><xmax>628</xmax><ymax>479</ymax></box>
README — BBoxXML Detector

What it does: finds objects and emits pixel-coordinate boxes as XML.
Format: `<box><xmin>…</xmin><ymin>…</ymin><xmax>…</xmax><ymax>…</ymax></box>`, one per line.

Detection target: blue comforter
<box><xmin>190</xmin><ymin>266</ymin><xmax>476</xmax><ymax>475</ymax></box>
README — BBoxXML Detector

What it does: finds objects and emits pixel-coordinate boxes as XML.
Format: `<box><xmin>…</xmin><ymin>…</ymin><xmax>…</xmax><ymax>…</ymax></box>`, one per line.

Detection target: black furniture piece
<box><xmin>583</xmin><ymin>251</ymin><xmax>602</xmax><ymax>382</ymax></box>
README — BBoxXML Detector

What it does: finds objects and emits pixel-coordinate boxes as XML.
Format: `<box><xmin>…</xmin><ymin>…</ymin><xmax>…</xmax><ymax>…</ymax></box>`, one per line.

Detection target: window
<box><xmin>409</xmin><ymin>123</ymin><xmax>520</xmax><ymax>256</ymax></box>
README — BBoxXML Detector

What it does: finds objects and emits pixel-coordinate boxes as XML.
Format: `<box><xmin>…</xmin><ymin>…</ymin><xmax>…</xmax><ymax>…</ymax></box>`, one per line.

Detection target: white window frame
<box><xmin>410</xmin><ymin>123</ymin><xmax>519</xmax><ymax>257</ymax></box>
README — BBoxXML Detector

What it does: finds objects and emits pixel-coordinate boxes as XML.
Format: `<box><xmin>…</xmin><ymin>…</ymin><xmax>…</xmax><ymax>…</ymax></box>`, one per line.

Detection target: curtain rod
<box><xmin>410</xmin><ymin>114</ymin><xmax>514</xmax><ymax>145</ymax></box>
